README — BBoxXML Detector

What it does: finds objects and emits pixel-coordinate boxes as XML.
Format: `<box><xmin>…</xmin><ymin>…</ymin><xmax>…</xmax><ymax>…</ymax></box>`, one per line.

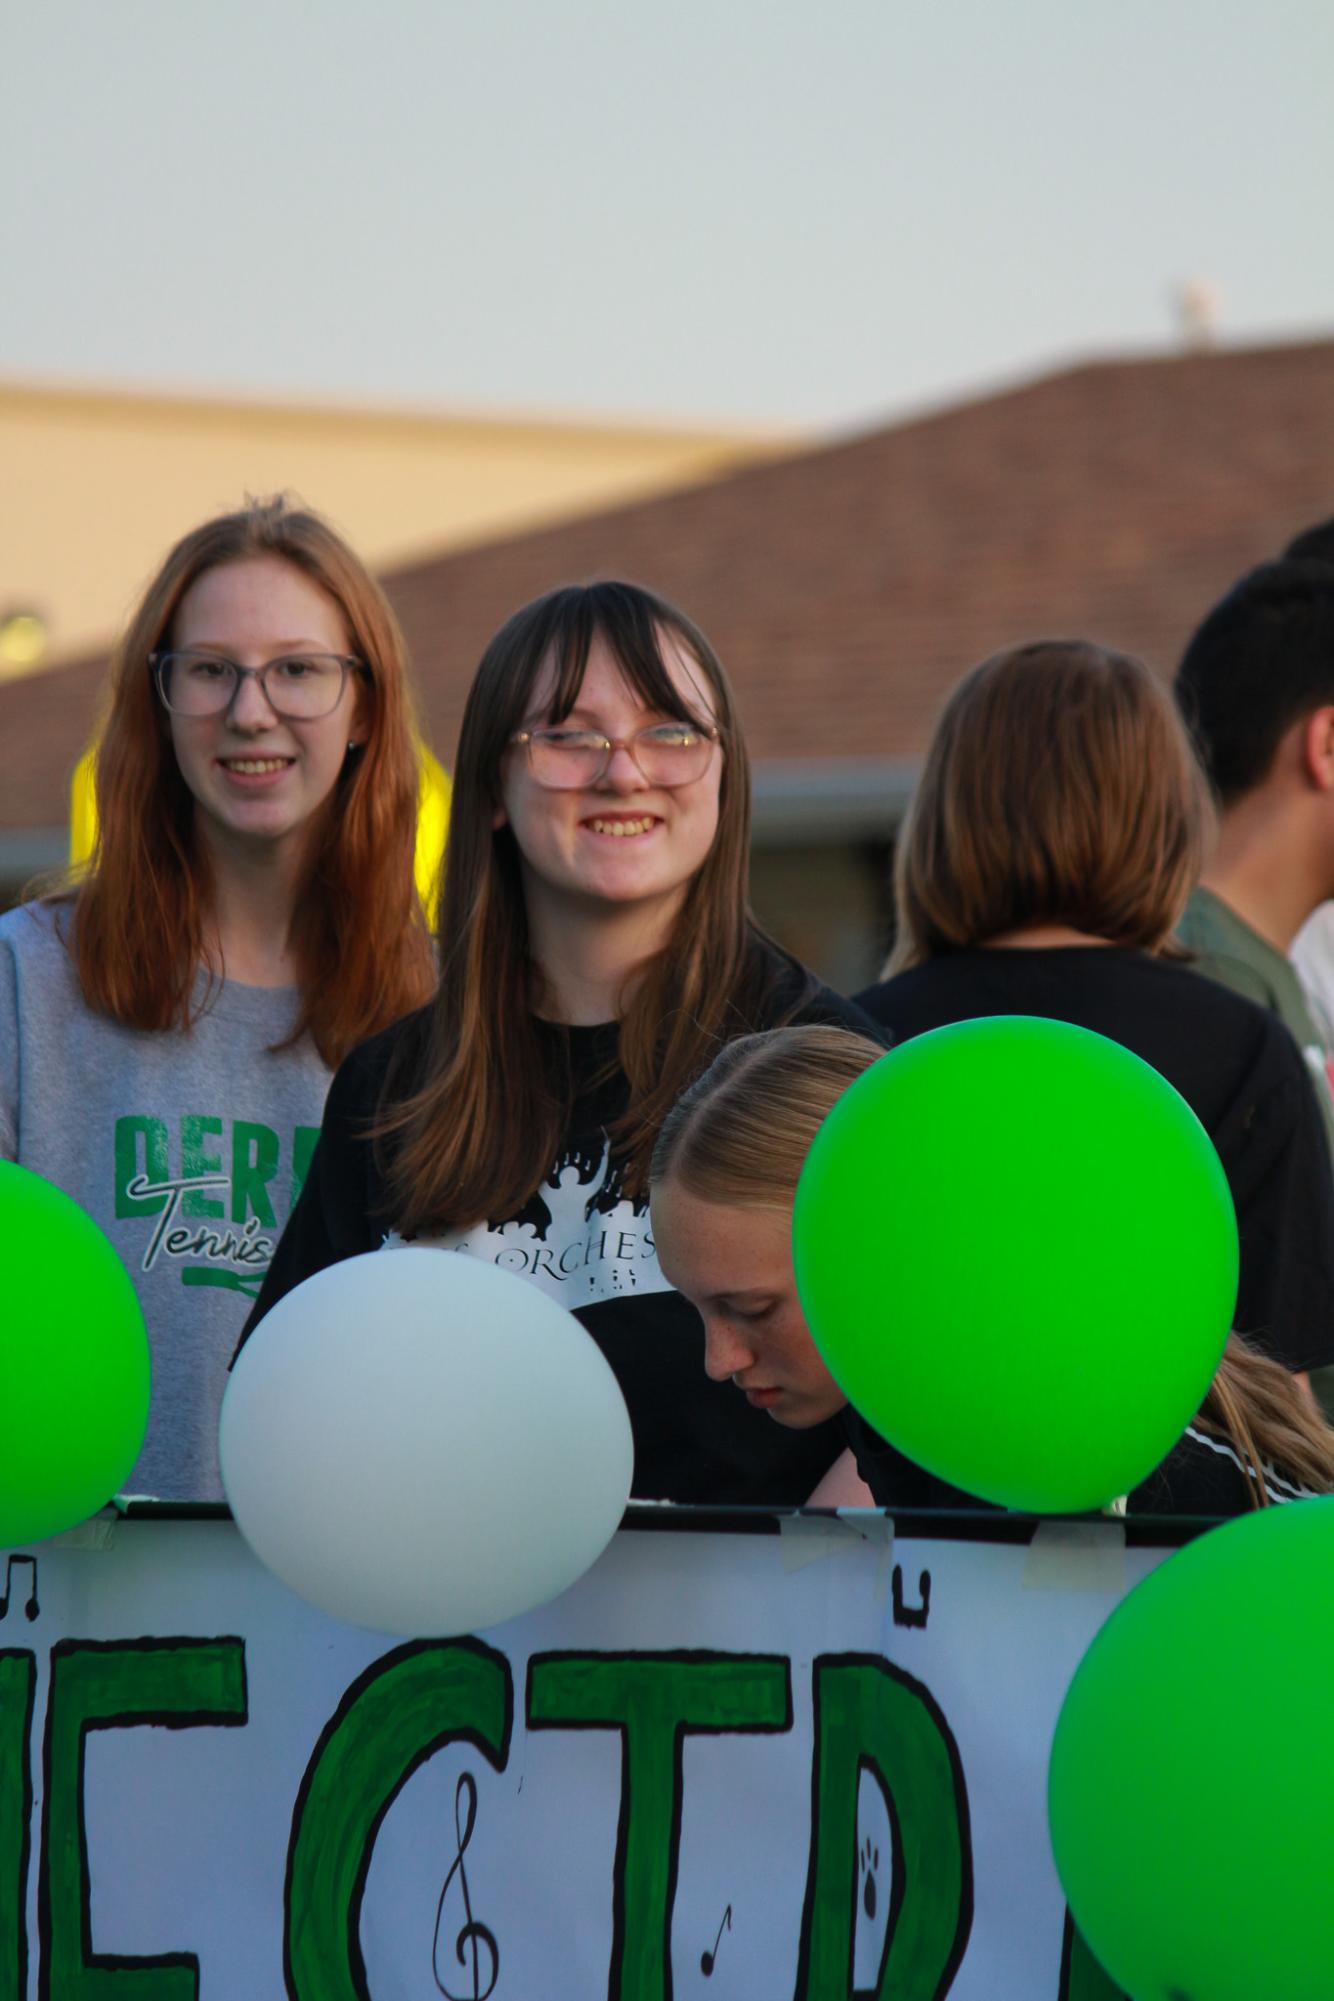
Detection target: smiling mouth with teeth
<box><xmin>220</xmin><ymin>758</ymin><xmax>296</xmax><ymax>775</ymax></box>
<box><xmin>585</xmin><ymin>816</ymin><xmax>658</xmax><ymax>837</ymax></box>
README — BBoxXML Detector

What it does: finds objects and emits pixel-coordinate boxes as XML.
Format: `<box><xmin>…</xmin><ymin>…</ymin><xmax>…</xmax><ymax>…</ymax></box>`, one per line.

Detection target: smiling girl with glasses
<box><xmin>243</xmin><ymin>580</ymin><xmax>878</xmax><ymax>1505</ymax></box>
<box><xmin>0</xmin><ymin>498</ymin><xmax>434</xmax><ymax>1501</ymax></box>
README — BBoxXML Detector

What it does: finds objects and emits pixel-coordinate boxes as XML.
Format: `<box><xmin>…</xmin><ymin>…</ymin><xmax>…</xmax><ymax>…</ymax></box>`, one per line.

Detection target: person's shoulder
<box><xmin>0</xmin><ymin>898</ymin><xmax>79</xmax><ymax>1012</ymax></box>
<box><xmin>1105</xmin><ymin>954</ymin><xmax>1320</xmax><ymax>1131</ymax></box>
<box><xmin>791</xmin><ymin>981</ymin><xmax>887</xmax><ymax>1041</ymax></box>
<box><xmin>1129</xmin><ymin>1425</ymin><xmax>1316</xmax><ymax>1518</ymax></box>
<box><xmin>1175</xmin><ymin>885</ymin><xmax>1232</xmax><ymax>949</ymax></box>
<box><xmin>1176</xmin><ymin>892</ymin><xmax>1284</xmax><ymax>1008</ymax></box>
<box><xmin>744</xmin><ymin>940</ymin><xmax>887</xmax><ymax>1042</ymax></box>
<box><xmin>855</xmin><ymin>953</ymin><xmax>996</xmax><ymax>1039</ymax></box>
<box><xmin>1151</xmin><ymin>952</ymin><xmax>1314</xmax><ymax>1078</ymax></box>
<box><xmin>855</xmin><ymin>960</ymin><xmax>944</xmax><ymax>1026</ymax></box>
<box><xmin>1183</xmin><ymin>947</ymin><xmax>1279</xmax><ymax>1015</ymax></box>
<box><xmin>330</xmin><ymin>1002</ymin><xmax>435</xmax><ymax>1115</ymax></box>
<box><xmin>0</xmin><ymin>895</ymin><xmax>72</xmax><ymax>959</ymax></box>
<box><xmin>1128</xmin><ymin>947</ymin><xmax>1275</xmax><ymax>1024</ymax></box>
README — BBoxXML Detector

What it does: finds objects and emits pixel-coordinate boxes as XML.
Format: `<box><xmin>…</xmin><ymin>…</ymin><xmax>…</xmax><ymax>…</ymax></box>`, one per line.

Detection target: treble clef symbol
<box><xmin>432</xmin><ymin>1771</ymin><xmax>499</xmax><ymax>2001</ymax></box>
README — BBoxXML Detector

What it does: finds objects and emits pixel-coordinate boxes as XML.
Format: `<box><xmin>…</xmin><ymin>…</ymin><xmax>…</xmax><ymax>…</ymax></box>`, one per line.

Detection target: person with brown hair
<box><xmin>651</xmin><ymin>1026</ymin><xmax>1334</xmax><ymax>1515</ymax></box>
<box><xmin>0</xmin><ymin>498</ymin><xmax>435</xmax><ymax>1499</ymax></box>
<box><xmin>853</xmin><ymin>639</ymin><xmax>1334</xmax><ymax>1399</ymax></box>
<box><xmin>243</xmin><ymin>581</ymin><xmax>876</xmax><ymax>1504</ymax></box>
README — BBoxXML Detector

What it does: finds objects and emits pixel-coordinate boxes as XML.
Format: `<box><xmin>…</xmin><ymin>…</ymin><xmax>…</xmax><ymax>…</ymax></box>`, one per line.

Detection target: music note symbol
<box><xmin>0</xmin><ymin>1556</ymin><xmax>38</xmax><ymax>1622</ymax></box>
<box><xmin>433</xmin><ymin>1771</ymin><xmax>499</xmax><ymax>2001</ymax></box>
<box><xmin>700</xmin><ymin>1904</ymin><xmax>732</xmax><ymax>1976</ymax></box>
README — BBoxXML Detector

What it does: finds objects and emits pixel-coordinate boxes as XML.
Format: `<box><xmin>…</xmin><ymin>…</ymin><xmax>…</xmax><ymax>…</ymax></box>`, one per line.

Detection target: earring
<box><xmin>347</xmin><ymin>739</ymin><xmax>361</xmax><ymax>750</ymax></box>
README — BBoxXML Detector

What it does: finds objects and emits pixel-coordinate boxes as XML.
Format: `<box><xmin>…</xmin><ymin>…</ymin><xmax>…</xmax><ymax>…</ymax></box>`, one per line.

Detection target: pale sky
<box><xmin>3</xmin><ymin>0</ymin><xmax>1331</xmax><ymax>429</ymax></box>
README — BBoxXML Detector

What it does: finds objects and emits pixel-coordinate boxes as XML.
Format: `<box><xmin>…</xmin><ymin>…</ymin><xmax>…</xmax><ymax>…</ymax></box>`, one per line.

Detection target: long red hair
<box><xmin>70</xmin><ymin>498</ymin><xmax>434</xmax><ymax>1064</ymax></box>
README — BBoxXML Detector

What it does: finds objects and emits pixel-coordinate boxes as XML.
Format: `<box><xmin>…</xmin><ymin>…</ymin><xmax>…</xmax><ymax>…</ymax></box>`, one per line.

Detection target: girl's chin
<box><xmin>194</xmin><ymin>804</ymin><xmax>314</xmax><ymax>854</ymax></box>
<box><xmin>552</xmin><ymin>870</ymin><xmax>689</xmax><ymax>910</ymax></box>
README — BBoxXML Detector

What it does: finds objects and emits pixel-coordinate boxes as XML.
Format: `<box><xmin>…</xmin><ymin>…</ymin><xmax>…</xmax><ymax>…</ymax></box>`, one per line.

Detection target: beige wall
<box><xmin>0</xmin><ymin>381</ymin><xmax>782</xmax><ymax>672</ymax></box>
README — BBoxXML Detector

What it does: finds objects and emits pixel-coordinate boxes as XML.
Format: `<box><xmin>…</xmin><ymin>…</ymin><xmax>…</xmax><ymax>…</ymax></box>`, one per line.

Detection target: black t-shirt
<box><xmin>857</xmin><ymin>947</ymin><xmax>1334</xmax><ymax>1376</ymax></box>
<box><xmin>841</xmin><ymin>1405</ymin><xmax>1316</xmax><ymax>1518</ymax></box>
<box><xmin>243</xmin><ymin>953</ymin><xmax>883</xmax><ymax>1505</ymax></box>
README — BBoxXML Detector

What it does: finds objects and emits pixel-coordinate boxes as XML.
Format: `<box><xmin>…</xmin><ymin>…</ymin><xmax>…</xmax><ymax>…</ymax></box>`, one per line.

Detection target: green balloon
<box><xmin>0</xmin><ymin>1162</ymin><xmax>150</xmax><ymax>1543</ymax></box>
<box><xmin>792</xmin><ymin>1016</ymin><xmax>1237</xmax><ymax>1512</ymax></box>
<box><xmin>1050</xmin><ymin>1499</ymin><xmax>1334</xmax><ymax>2000</ymax></box>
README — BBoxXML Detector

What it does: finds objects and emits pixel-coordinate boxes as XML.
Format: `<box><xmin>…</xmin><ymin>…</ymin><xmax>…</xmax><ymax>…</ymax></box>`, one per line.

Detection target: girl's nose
<box><xmin>600</xmin><ymin>742</ymin><xmax>650</xmax><ymax>791</ymax></box>
<box><xmin>702</xmin><ymin>1317</ymin><xmax>755</xmax><ymax>1383</ymax></box>
<box><xmin>227</xmin><ymin>669</ymin><xmax>281</xmax><ymax>731</ymax></box>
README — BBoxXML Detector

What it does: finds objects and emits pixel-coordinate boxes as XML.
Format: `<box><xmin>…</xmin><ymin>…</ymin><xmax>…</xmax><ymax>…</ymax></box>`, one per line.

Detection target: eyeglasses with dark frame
<box><xmin>151</xmin><ymin>651</ymin><xmax>365</xmax><ymax>721</ymax></box>
<box><xmin>511</xmin><ymin>721</ymin><xmax>721</xmax><ymax>790</ymax></box>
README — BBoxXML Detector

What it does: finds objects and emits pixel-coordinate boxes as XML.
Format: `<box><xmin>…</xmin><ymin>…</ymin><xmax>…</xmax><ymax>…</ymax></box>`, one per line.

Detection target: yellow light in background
<box><xmin>414</xmin><ymin>744</ymin><xmax>450</xmax><ymax>925</ymax></box>
<box><xmin>0</xmin><ymin>611</ymin><xmax>48</xmax><ymax>675</ymax></box>
<box><xmin>68</xmin><ymin>744</ymin><xmax>98</xmax><ymax>872</ymax></box>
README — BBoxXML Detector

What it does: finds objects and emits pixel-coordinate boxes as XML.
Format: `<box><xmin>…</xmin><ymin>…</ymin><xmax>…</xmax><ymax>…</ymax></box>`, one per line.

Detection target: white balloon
<box><xmin>220</xmin><ymin>1248</ymin><xmax>634</xmax><ymax>1634</ymax></box>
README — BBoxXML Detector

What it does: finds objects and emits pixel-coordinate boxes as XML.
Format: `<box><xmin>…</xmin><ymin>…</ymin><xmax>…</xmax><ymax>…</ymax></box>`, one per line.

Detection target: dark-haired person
<box><xmin>1275</xmin><ymin>524</ymin><xmax>1334</xmax><ymax>1078</ymax></box>
<box><xmin>854</xmin><ymin>640</ymin><xmax>1334</xmax><ymax>1398</ymax></box>
<box><xmin>1283</xmin><ymin>518</ymin><xmax>1334</xmax><ymax>567</ymax></box>
<box><xmin>1173</xmin><ymin>559</ymin><xmax>1334</xmax><ymax>1147</ymax></box>
<box><xmin>0</xmin><ymin>500</ymin><xmax>436</xmax><ymax>1500</ymax></box>
<box><xmin>650</xmin><ymin>1026</ymin><xmax>1334</xmax><ymax>1517</ymax></box>
<box><xmin>243</xmin><ymin>582</ymin><xmax>879</xmax><ymax>1505</ymax></box>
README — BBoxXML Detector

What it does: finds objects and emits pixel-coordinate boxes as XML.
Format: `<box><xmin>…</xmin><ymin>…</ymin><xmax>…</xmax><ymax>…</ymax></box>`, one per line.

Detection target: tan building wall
<box><xmin>0</xmin><ymin>380</ymin><xmax>782</xmax><ymax>673</ymax></box>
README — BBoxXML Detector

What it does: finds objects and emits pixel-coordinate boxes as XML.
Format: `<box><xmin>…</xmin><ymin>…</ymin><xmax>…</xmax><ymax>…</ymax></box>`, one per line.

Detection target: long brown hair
<box><xmin>69</xmin><ymin>498</ymin><xmax>434</xmax><ymax>1066</ymax></box>
<box><xmin>382</xmin><ymin>581</ymin><xmax>808</xmax><ymax>1235</ymax></box>
<box><xmin>888</xmin><ymin>640</ymin><xmax>1211</xmax><ymax>973</ymax></box>
<box><xmin>1197</xmin><ymin>1338</ymin><xmax>1334</xmax><ymax>1505</ymax></box>
<box><xmin>653</xmin><ymin>1025</ymin><xmax>1334</xmax><ymax>1507</ymax></box>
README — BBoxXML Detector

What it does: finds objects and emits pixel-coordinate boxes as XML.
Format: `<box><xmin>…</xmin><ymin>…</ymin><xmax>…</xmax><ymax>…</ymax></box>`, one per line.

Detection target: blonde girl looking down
<box><xmin>650</xmin><ymin>1026</ymin><xmax>1334</xmax><ymax>1515</ymax></box>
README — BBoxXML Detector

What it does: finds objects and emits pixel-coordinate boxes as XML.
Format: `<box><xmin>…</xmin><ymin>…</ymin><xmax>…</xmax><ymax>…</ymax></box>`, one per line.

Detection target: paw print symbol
<box><xmin>860</xmin><ymin>1837</ymin><xmax>879</xmax><ymax>1920</ymax></box>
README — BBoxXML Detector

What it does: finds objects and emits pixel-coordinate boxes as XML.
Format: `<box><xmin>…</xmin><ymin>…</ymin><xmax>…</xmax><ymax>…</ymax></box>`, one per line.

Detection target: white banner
<box><xmin>0</xmin><ymin>1509</ymin><xmax>1167</xmax><ymax>1999</ymax></box>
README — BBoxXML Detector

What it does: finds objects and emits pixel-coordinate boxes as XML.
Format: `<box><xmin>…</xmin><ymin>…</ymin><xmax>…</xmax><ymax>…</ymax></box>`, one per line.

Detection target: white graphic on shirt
<box><xmin>124</xmin><ymin>1171</ymin><xmax>275</xmax><ymax>1279</ymax></box>
<box><xmin>383</xmin><ymin>1136</ymin><xmax>671</xmax><ymax>1308</ymax></box>
<box><xmin>113</xmin><ymin>1113</ymin><xmax>318</xmax><ymax>1300</ymax></box>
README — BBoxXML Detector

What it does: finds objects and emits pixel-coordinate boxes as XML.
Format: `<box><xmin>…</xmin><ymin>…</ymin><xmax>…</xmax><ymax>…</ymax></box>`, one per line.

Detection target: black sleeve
<box><xmin>1125</xmin><ymin>1431</ymin><xmax>1256</xmax><ymax>1518</ymax></box>
<box><xmin>852</xmin><ymin>977</ymin><xmax>892</xmax><ymax>1021</ymax></box>
<box><xmin>234</xmin><ymin>1029</ymin><xmax>398</xmax><ymax>1355</ymax></box>
<box><xmin>744</xmin><ymin>942</ymin><xmax>891</xmax><ymax>1045</ymax></box>
<box><xmin>839</xmin><ymin>1409</ymin><xmax>999</xmax><ymax>1511</ymax></box>
<box><xmin>1210</xmin><ymin>1017</ymin><xmax>1334</xmax><ymax>1375</ymax></box>
<box><xmin>791</xmin><ymin>982</ymin><xmax>892</xmax><ymax>1043</ymax></box>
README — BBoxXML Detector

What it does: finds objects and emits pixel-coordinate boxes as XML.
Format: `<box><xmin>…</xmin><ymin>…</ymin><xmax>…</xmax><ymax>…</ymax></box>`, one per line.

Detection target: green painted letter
<box><xmin>0</xmin><ymin>1651</ymin><xmax>36</xmax><ymax>2001</ymax></box>
<box><xmin>797</xmin><ymin>1654</ymin><xmax>971</xmax><ymax>2001</ymax></box>
<box><xmin>229</xmin><ymin>1123</ymin><xmax>279</xmax><ymax>1226</ymax></box>
<box><xmin>113</xmin><ymin>1119</ymin><xmax>169</xmax><ymax>1219</ymax></box>
<box><xmin>285</xmin><ymin>1639</ymin><xmax>512</xmax><ymax>2001</ymax></box>
<box><xmin>40</xmin><ymin>1637</ymin><xmax>247</xmax><ymax>2001</ymax></box>
<box><xmin>180</xmin><ymin>1117</ymin><xmax>224</xmax><ymax>1219</ymax></box>
<box><xmin>527</xmin><ymin>1651</ymin><xmax>791</xmax><ymax>2001</ymax></box>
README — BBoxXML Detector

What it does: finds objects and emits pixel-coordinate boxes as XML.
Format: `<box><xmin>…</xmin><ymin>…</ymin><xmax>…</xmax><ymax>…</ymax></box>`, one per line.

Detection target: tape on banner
<box><xmin>1020</xmin><ymin>1519</ymin><xmax>1127</xmax><ymax>1593</ymax></box>
<box><xmin>52</xmin><ymin>1515</ymin><xmax>119</xmax><ymax>1551</ymax></box>
<box><xmin>779</xmin><ymin>1509</ymin><xmax>893</xmax><ymax>1576</ymax></box>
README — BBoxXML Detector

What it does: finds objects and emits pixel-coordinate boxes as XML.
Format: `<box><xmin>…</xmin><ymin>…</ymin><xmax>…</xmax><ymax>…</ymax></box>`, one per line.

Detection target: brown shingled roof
<box><xmin>5</xmin><ymin>339</ymin><xmax>1334</xmax><ymax>834</ymax></box>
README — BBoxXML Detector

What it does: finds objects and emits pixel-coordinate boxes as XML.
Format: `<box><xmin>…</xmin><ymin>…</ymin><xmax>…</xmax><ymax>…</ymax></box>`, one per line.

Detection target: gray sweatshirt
<box><xmin>0</xmin><ymin>900</ymin><xmax>331</xmax><ymax>1500</ymax></box>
